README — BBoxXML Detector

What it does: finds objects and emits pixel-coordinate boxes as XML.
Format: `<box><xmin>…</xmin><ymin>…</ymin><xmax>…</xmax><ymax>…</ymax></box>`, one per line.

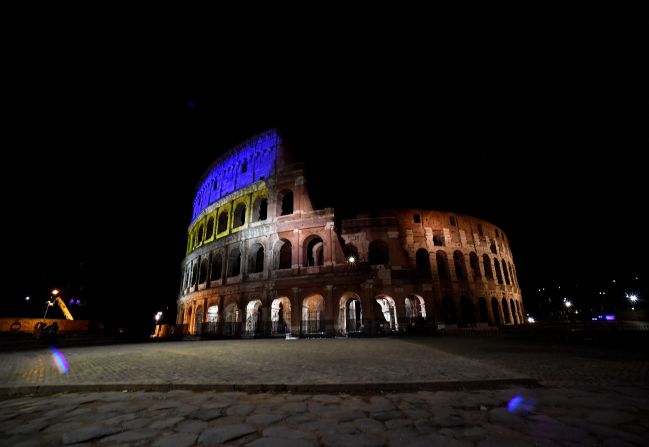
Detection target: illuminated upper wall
<box><xmin>191</xmin><ymin>129</ymin><xmax>281</xmax><ymax>221</ymax></box>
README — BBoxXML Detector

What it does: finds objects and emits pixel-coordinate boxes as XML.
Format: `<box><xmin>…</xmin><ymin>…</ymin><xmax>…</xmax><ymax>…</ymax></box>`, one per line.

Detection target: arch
<box><xmin>207</xmin><ymin>305</ymin><xmax>219</xmax><ymax>322</ymax></box>
<box><xmin>369</xmin><ymin>240</ymin><xmax>389</xmax><ymax>265</ymax></box>
<box><xmin>186</xmin><ymin>306</ymin><xmax>193</xmax><ymax>328</ymax></box>
<box><xmin>490</xmin><ymin>242</ymin><xmax>498</xmax><ymax>254</ymax></box>
<box><xmin>279</xmin><ymin>190</ymin><xmax>294</xmax><ymax>216</ymax></box>
<box><xmin>405</xmin><ymin>294</ymin><xmax>427</xmax><ymax>323</ymax></box>
<box><xmin>470</xmin><ymin>252</ymin><xmax>481</xmax><ymax>278</ymax></box>
<box><xmin>502</xmin><ymin>259</ymin><xmax>511</xmax><ymax>285</ymax></box>
<box><xmin>338</xmin><ymin>292</ymin><xmax>363</xmax><ymax>334</ymax></box>
<box><xmin>223</xmin><ymin>302</ymin><xmax>240</xmax><ymax>336</ymax></box>
<box><xmin>277</xmin><ymin>239</ymin><xmax>292</xmax><ymax>269</ymax></box>
<box><xmin>508</xmin><ymin>262</ymin><xmax>516</xmax><ymax>286</ymax></box>
<box><xmin>210</xmin><ymin>252</ymin><xmax>223</xmax><ymax>281</ymax></box>
<box><xmin>375</xmin><ymin>295</ymin><xmax>398</xmax><ymax>331</ymax></box>
<box><xmin>199</xmin><ymin>258</ymin><xmax>209</xmax><ymax>285</ymax></box>
<box><xmin>436</xmin><ymin>251</ymin><xmax>450</xmax><ymax>280</ymax></box>
<box><xmin>302</xmin><ymin>294</ymin><xmax>324</xmax><ymax>334</ymax></box>
<box><xmin>510</xmin><ymin>299</ymin><xmax>518</xmax><ymax>324</ymax></box>
<box><xmin>191</xmin><ymin>262</ymin><xmax>198</xmax><ymax>286</ymax></box>
<box><xmin>194</xmin><ymin>306</ymin><xmax>203</xmax><ymax>336</ymax></box>
<box><xmin>478</xmin><ymin>297</ymin><xmax>489</xmax><ymax>324</ymax></box>
<box><xmin>460</xmin><ymin>295</ymin><xmax>474</xmax><ymax>327</ymax></box>
<box><xmin>271</xmin><ymin>296</ymin><xmax>291</xmax><ymax>334</ymax></box>
<box><xmin>491</xmin><ymin>297</ymin><xmax>502</xmax><ymax>326</ymax></box>
<box><xmin>441</xmin><ymin>296</ymin><xmax>457</xmax><ymax>324</ymax></box>
<box><xmin>483</xmin><ymin>254</ymin><xmax>494</xmax><ymax>280</ymax></box>
<box><xmin>502</xmin><ymin>298</ymin><xmax>511</xmax><ymax>324</ymax></box>
<box><xmin>217</xmin><ymin>211</ymin><xmax>229</xmax><ymax>234</ymax></box>
<box><xmin>233</xmin><ymin>203</ymin><xmax>246</xmax><ymax>228</ymax></box>
<box><xmin>205</xmin><ymin>217</ymin><xmax>215</xmax><ymax>240</ymax></box>
<box><xmin>252</xmin><ymin>197</ymin><xmax>268</xmax><ymax>222</ymax></box>
<box><xmin>304</xmin><ymin>236</ymin><xmax>324</xmax><ymax>267</ymax></box>
<box><xmin>248</xmin><ymin>243</ymin><xmax>265</xmax><ymax>273</ymax></box>
<box><xmin>197</xmin><ymin>225</ymin><xmax>204</xmax><ymax>245</ymax></box>
<box><xmin>416</xmin><ymin>248</ymin><xmax>432</xmax><ymax>278</ymax></box>
<box><xmin>228</xmin><ymin>247</ymin><xmax>242</xmax><ymax>277</ymax></box>
<box><xmin>245</xmin><ymin>299</ymin><xmax>263</xmax><ymax>335</ymax></box>
<box><xmin>453</xmin><ymin>251</ymin><xmax>467</xmax><ymax>281</ymax></box>
<box><xmin>494</xmin><ymin>258</ymin><xmax>503</xmax><ymax>284</ymax></box>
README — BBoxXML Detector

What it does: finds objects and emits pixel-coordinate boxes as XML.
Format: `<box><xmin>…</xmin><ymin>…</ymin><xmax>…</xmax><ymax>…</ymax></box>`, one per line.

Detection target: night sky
<box><xmin>4</xmin><ymin>42</ymin><xmax>645</xmax><ymax>333</ymax></box>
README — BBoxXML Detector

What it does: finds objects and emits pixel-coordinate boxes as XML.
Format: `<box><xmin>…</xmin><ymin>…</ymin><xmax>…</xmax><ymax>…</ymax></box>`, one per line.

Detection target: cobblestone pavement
<box><xmin>0</xmin><ymin>338</ymin><xmax>526</xmax><ymax>391</ymax></box>
<box><xmin>1</xmin><ymin>386</ymin><xmax>648</xmax><ymax>446</ymax></box>
<box><xmin>1</xmin><ymin>336</ymin><xmax>648</xmax><ymax>445</ymax></box>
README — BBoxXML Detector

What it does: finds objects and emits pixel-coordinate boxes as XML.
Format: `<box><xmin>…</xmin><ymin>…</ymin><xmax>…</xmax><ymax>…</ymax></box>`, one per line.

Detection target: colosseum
<box><xmin>177</xmin><ymin>129</ymin><xmax>525</xmax><ymax>337</ymax></box>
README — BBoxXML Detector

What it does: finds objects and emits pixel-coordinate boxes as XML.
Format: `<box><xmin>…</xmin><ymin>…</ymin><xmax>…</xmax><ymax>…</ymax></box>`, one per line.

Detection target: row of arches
<box><xmin>347</xmin><ymin>241</ymin><xmax>518</xmax><ymax>287</ymax></box>
<box><xmin>182</xmin><ymin>292</ymin><xmax>524</xmax><ymax>337</ymax></box>
<box><xmin>187</xmin><ymin>189</ymin><xmax>296</xmax><ymax>254</ymax></box>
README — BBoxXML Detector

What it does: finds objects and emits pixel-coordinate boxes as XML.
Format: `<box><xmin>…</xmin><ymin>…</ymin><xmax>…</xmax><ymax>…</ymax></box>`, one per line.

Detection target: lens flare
<box><xmin>50</xmin><ymin>346</ymin><xmax>69</xmax><ymax>374</ymax></box>
<box><xmin>507</xmin><ymin>395</ymin><xmax>536</xmax><ymax>414</ymax></box>
<box><xmin>508</xmin><ymin>395</ymin><xmax>524</xmax><ymax>413</ymax></box>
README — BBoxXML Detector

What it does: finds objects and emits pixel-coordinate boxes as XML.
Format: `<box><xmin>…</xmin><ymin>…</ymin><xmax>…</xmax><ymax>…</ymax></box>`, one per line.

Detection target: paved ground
<box><xmin>1</xmin><ymin>336</ymin><xmax>648</xmax><ymax>446</ymax></box>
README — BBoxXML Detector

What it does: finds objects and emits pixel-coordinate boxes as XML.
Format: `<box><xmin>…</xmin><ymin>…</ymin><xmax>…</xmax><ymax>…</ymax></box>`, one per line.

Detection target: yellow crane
<box><xmin>44</xmin><ymin>289</ymin><xmax>74</xmax><ymax>320</ymax></box>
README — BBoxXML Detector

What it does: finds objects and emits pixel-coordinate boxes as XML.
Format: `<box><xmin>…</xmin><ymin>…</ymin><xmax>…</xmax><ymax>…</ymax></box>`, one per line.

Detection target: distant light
<box><xmin>348</xmin><ymin>256</ymin><xmax>355</xmax><ymax>263</ymax></box>
<box><xmin>565</xmin><ymin>300</ymin><xmax>572</xmax><ymax>308</ymax></box>
<box><xmin>527</xmin><ymin>316</ymin><xmax>535</xmax><ymax>323</ymax></box>
<box><xmin>51</xmin><ymin>289</ymin><xmax>59</xmax><ymax>295</ymax></box>
<box><xmin>69</xmin><ymin>299</ymin><xmax>74</xmax><ymax>305</ymax></box>
<box><xmin>25</xmin><ymin>296</ymin><xmax>30</xmax><ymax>301</ymax></box>
<box><xmin>605</xmin><ymin>315</ymin><xmax>615</xmax><ymax>321</ymax></box>
<box><xmin>629</xmin><ymin>294</ymin><xmax>638</xmax><ymax>303</ymax></box>
<box><xmin>76</xmin><ymin>300</ymin><xmax>81</xmax><ymax>305</ymax></box>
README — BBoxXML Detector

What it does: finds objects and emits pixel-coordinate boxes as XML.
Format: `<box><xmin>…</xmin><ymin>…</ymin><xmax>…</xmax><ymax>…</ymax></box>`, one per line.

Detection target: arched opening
<box><xmin>337</xmin><ymin>293</ymin><xmax>363</xmax><ymax>335</ymax></box>
<box><xmin>194</xmin><ymin>306</ymin><xmax>203</xmax><ymax>336</ymax></box>
<box><xmin>494</xmin><ymin>259</ymin><xmax>503</xmax><ymax>284</ymax></box>
<box><xmin>375</xmin><ymin>295</ymin><xmax>398</xmax><ymax>331</ymax></box>
<box><xmin>502</xmin><ymin>298</ymin><xmax>511</xmax><ymax>324</ymax></box>
<box><xmin>302</xmin><ymin>295</ymin><xmax>324</xmax><ymax>334</ymax></box>
<box><xmin>510</xmin><ymin>299</ymin><xmax>518</xmax><ymax>324</ymax></box>
<box><xmin>490</xmin><ymin>242</ymin><xmax>498</xmax><ymax>254</ymax></box>
<box><xmin>271</xmin><ymin>297</ymin><xmax>291</xmax><ymax>334</ymax></box>
<box><xmin>248</xmin><ymin>243</ymin><xmax>264</xmax><ymax>273</ymax></box>
<box><xmin>197</xmin><ymin>225</ymin><xmax>204</xmax><ymax>245</ymax></box>
<box><xmin>509</xmin><ymin>263</ymin><xmax>516</xmax><ymax>286</ymax></box>
<box><xmin>279</xmin><ymin>190</ymin><xmax>294</xmax><ymax>216</ymax></box>
<box><xmin>405</xmin><ymin>294</ymin><xmax>427</xmax><ymax>326</ymax></box>
<box><xmin>483</xmin><ymin>254</ymin><xmax>494</xmax><ymax>280</ymax></box>
<box><xmin>191</xmin><ymin>263</ymin><xmax>198</xmax><ymax>286</ymax></box>
<box><xmin>228</xmin><ymin>248</ymin><xmax>241</xmax><ymax>277</ymax></box>
<box><xmin>199</xmin><ymin>258</ymin><xmax>208</xmax><ymax>285</ymax></box>
<box><xmin>304</xmin><ymin>236</ymin><xmax>324</xmax><ymax>267</ymax></box>
<box><xmin>441</xmin><ymin>296</ymin><xmax>457</xmax><ymax>324</ymax></box>
<box><xmin>369</xmin><ymin>240</ymin><xmax>389</xmax><ymax>265</ymax></box>
<box><xmin>277</xmin><ymin>239</ymin><xmax>292</xmax><ymax>269</ymax></box>
<box><xmin>491</xmin><ymin>297</ymin><xmax>502</xmax><ymax>326</ymax></box>
<box><xmin>416</xmin><ymin>249</ymin><xmax>432</xmax><ymax>278</ymax></box>
<box><xmin>206</xmin><ymin>305</ymin><xmax>219</xmax><ymax>335</ymax></box>
<box><xmin>210</xmin><ymin>253</ymin><xmax>223</xmax><ymax>281</ymax></box>
<box><xmin>436</xmin><ymin>251</ymin><xmax>450</xmax><ymax>280</ymax></box>
<box><xmin>453</xmin><ymin>251</ymin><xmax>467</xmax><ymax>281</ymax></box>
<box><xmin>186</xmin><ymin>306</ymin><xmax>192</xmax><ymax>327</ymax></box>
<box><xmin>233</xmin><ymin>203</ymin><xmax>246</xmax><ymax>228</ymax></box>
<box><xmin>478</xmin><ymin>297</ymin><xmax>489</xmax><ymax>324</ymax></box>
<box><xmin>460</xmin><ymin>295</ymin><xmax>474</xmax><ymax>327</ymax></box>
<box><xmin>217</xmin><ymin>212</ymin><xmax>229</xmax><ymax>234</ymax></box>
<box><xmin>252</xmin><ymin>197</ymin><xmax>268</xmax><ymax>222</ymax></box>
<box><xmin>245</xmin><ymin>299</ymin><xmax>263</xmax><ymax>336</ymax></box>
<box><xmin>470</xmin><ymin>252</ymin><xmax>481</xmax><ymax>278</ymax></box>
<box><xmin>205</xmin><ymin>217</ymin><xmax>214</xmax><ymax>240</ymax></box>
<box><xmin>223</xmin><ymin>303</ymin><xmax>240</xmax><ymax>336</ymax></box>
<box><xmin>502</xmin><ymin>259</ymin><xmax>511</xmax><ymax>285</ymax></box>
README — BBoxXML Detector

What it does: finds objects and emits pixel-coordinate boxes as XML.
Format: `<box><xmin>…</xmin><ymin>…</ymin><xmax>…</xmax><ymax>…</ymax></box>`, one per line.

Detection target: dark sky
<box><xmin>4</xmin><ymin>35</ymin><xmax>645</xmax><ymax>330</ymax></box>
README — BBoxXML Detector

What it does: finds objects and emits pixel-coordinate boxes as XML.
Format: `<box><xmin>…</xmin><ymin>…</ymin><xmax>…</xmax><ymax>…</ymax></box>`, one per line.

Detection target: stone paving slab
<box><xmin>0</xmin><ymin>338</ymin><xmax>531</xmax><ymax>394</ymax></box>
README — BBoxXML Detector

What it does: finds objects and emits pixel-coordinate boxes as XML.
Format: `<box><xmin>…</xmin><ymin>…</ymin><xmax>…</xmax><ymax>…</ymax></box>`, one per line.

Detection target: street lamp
<box><xmin>155</xmin><ymin>311</ymin><xmax>163</xmax><ymax>323</ymax></box>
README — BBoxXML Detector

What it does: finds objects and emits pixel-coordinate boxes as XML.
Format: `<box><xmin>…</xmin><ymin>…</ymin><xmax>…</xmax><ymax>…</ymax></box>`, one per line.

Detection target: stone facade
<box><xmin>177</xmin><ymin>130</ymin><xmax>524</xmax><ymax>336</ymax></box>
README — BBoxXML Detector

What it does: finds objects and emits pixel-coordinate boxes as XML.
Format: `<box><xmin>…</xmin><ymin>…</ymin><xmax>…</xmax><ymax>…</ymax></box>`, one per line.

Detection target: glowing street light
<box><xmin>348</xmin><ymin>256</ymin><xmax>355</xmax><ymax>264</ymax></box>
<box><xmin>25</xmin><ymin>296</ymin><xmax>30</xmax><ymax>301</ymax></box>
<box><xmin>627</xmin><ymin>294</ymin><xmax>638</xmax><ymax>303</ymax></box>
<box><xmin>155</xmin><ymin>311</ymin><xmax>163</xmax><ymax>323</ymax></box>
<box><xmin>564</xmin><ymin>300</ymin><xmax>572</xmax><ymax>308</ymax></box>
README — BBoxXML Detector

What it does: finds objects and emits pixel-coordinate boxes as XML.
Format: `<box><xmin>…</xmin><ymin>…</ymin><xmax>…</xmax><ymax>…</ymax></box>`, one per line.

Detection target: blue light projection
<box><xmin>192</xmin><ymin>130</ymin><xmax>280</xmax><ymax>221</ymax></box>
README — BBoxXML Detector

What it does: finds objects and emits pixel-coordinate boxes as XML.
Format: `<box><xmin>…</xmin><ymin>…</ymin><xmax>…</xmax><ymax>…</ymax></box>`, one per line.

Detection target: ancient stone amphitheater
<box><xmin>177</xmin><ymin>129</ymin><xmax>524</xmax><ymax>337</ymax></box>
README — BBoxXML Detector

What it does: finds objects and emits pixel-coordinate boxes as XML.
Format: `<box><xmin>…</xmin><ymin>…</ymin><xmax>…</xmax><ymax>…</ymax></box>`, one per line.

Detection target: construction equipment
<box><xmin>45</xmin><ymin>297</ymin><xmax>75</xmax><ymax>320</ymax></box>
